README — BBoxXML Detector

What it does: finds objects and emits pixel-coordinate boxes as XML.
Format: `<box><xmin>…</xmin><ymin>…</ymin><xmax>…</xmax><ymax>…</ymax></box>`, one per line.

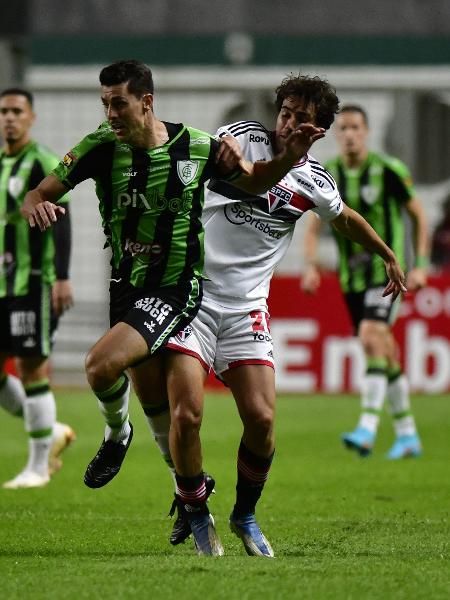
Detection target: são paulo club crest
<box><xmin>267</xmin><ymin>183</ymin><xmax>293</xmax><ymax>212</ymax></box>
<box><xmin>177</xmin><ymin>160</ymin><xmax>199</xmax><ymax>186</ymax></box>
<box><xmin>267</xmin><ymin>183</ymin><xmax>315</xmax><ymax>213</ymax></box>
<box><xmin>176</xmin><ymin>325</ymin><xmax>193</xmax><ymax>342</ymax></box>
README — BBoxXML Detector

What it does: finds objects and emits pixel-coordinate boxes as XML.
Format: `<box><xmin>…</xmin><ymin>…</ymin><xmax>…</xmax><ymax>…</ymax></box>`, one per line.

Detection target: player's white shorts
<box><xmin>166</xmin><ymin>295</ymin><xmax>275</xmax><ymax>376</ymax></box>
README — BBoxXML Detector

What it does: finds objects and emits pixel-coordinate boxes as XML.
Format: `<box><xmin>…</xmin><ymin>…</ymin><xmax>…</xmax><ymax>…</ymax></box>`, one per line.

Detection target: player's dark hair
<box><xmin>0</xmin><ymin>87</ymin><xmax>34</xmax><ymax>107</ymax></box>
<box><xmin>99</xmin><ymin>59</ymin><xmax>154</xmax><ymax>98</ymax></box>
<box><xmin>275</xmin><ymin>74</ymin><xmax>339</xmax><ymax>130</ymax></box>
<box><xmin>339</xmin><ymin>104</ymin><xmax>369</xmax><ymax>125</ymax></box>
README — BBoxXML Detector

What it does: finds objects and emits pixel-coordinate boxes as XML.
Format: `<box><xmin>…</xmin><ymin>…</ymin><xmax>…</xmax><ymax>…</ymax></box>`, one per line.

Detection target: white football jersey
<box><xmin>202</xmin><ymin>120</ymin><xmax>343</xmax><ymax>310</ymax></box>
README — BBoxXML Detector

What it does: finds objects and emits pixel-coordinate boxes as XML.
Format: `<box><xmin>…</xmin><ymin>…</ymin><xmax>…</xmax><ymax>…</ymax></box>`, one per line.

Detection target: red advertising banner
<box><xmin>268</xmin><ymin>272</ymin><xmax>450</xmax><ymax>393</ymax></box>
<box><xmin>207</xmin><ymin>272</ymin><xmax>450</xmax><ymax>393</ymax></box>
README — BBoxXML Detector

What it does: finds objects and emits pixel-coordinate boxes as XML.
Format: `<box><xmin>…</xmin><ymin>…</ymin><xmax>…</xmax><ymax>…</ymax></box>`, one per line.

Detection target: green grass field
<box><xmin>0</xmin><ymin>390</ymin><xmax>449</xmax><ymax>599</ymax></box>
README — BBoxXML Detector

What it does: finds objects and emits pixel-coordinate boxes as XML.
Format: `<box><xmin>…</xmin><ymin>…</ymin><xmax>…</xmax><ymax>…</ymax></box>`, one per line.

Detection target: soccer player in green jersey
<box><xmin>0</xmin><ymin>88</ymin><xmax>75</xmax><ymax>489</ymax></box>
<box><xmin>21</xmin><ymin>60</ymin><xmax>330</xmax><ymax>554</ymax></box>
<box><xmin>302</xmin><ymin>104</ymin><xmax>428</xmax><ymax>459</ymax></box>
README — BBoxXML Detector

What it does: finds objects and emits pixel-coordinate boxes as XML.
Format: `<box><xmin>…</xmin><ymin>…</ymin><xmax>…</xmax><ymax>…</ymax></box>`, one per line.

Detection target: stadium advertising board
<box><xmin>207</xmin><ymin>273</ymin><xmax>450</xmax><ymax>393</ymax></box>
<box><xmin>268</xmin><ymin>274</ymin><xmax>450</xmax><ymax>393</ymax></box>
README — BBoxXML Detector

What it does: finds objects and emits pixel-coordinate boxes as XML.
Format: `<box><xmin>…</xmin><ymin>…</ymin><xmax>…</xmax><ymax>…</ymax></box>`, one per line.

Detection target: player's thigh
<box><xmin>128</xmin><ymin>354</ymin><xmax>167</xmax><ymax>406</ymax></box>
<box><xmin>222</xmin><ymin>364</ymin><xmax>276</xmax><ymax>426</ymax></box>
<box><xmin>165</xmin><ymin>351</ymin><xmax>207</xmax><ymax>421</ymax></box>
<box><xmin>87</xmin><ymin>321</ymin><xmax>149</xmax><ymax>376</ymax></box>
<box><xmin>166</xmin><ymin>298</ymin><xmax>219</xmax><ymax>373</ymax></box>
<box><xmin>359</xmin><ymin>318</ymin><xmax>391</xmax><ymax>355</ymax></box>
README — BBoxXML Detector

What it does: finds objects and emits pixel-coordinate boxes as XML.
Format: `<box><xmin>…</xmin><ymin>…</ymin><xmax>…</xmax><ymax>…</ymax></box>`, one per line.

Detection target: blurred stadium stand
<box><xmin>1</xmin><ymin>0</ymin><xmax>449</xmax><ymax>384</ymax></box>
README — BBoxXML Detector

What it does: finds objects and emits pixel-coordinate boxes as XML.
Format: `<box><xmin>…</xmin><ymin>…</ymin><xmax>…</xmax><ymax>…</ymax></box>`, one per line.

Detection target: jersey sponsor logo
<box><xmin>10</xmin><ymin>311</ymin><xmax>36</xmax><ymax>337</ymax></box>
<box><xmin>124</xmin><ymin>238</ymin><xmax>163</xmax><ymax>257</ymax></box>
<box><xmin>134</xmin><ymin>297</ymin><xmax>173</xmax><ymax>325</ymax></box>
<box><xmin>144</xmin><ymin>321</ymin><xmax>156</xmax><ymax>333</ymax></box>
<box><xmin>176</xmin><ymin>325</ymin><xmax>193</xmax><ymax>342</ymax></box>
<box><xmin>7</xmin><ymin>176</ymin><xmax>24</xmax><ymax>198</ymax></box>
<box><xmin>177</xmin><ymin>160</ymin><xmax>200</xmax><ymax>186</ymax></box>
<box><xmin>117</xmin><ymin>189</ymin><xmax>193</xmax><ymax>212</ymax></box>
<box><xmin>62</xmin><ymin>151</ymin><xmax>77</xmax><ymax>167</ymax></box>
<box><xmin>249</xmin><ymin>133</ymin><xmax>270</xmax><ymax>145</ymax></box>
<box><xmin>224</xmin><ymin>203</ymin><xmax>283</xmax><ymax>239</ymax></box>
<box><xmin>122</xmin><ymin>168</ymin><xmax>137</xmax><ymax>177</ymax></box>
<box><xmin>361</xmin><ymin>185</ymin><xmax>379</xmax><ymax>205</ymax></box>
<box><xmin>296</xmin><ymin>177</ymin><xmax>315</xmax><ymax>192</ymax></box>
<box><xmin>311</xmin><ymin>175</ymin><xmax>324</xmax><ymax>188</ymax></box>
<box><xmin>190</xmin><ymin>137</ymin><xmax>210</xmax><ymax>145</ymax></box>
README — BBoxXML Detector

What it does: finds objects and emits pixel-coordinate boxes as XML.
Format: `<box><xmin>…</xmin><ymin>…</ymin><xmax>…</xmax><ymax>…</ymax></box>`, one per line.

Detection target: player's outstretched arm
<box><xmin>331</xmin><ymin>204</ymin><xmax>407</xmax><ymax>299</ymax></box>
<box><xmin>21</xmin><ymin>175</ymin><xmax>69</xmax><ymax>231</ymax></box>
<box><xmin>225</xmin><ymin>123</ymin><xmax>325</xmax><ymax>195</ymax></box>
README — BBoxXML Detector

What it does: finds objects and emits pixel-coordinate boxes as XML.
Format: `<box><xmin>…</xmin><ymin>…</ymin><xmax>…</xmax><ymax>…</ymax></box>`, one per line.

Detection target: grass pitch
<box><xmin>0</xmin><ymin>390</ymin><xmax>449</xmax><ymax>599</ymax></box>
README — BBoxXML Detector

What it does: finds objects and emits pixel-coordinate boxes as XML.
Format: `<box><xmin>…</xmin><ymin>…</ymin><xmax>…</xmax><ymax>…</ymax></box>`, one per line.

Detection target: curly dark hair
<box><xmin>99</xmin><ymin>59</ymin><xmax>154</xmax><ymax>98</ymax></box>
<box><xmin>275</xmin><ymin>74</ymin><xmax>339</xmax><ymax>130</ymax></box>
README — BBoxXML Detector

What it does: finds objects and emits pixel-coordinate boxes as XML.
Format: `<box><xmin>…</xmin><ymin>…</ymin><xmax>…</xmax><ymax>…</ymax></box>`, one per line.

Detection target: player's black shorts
<box><xmin>344</xmin><ymin>285</ymin><xmax>401</xmax><ymax>333</ymax></box>
<box><xmin>109</xmin><ymin>276</ymin><xmax>203</xmax><ymax>355</ymax></box>
<box><xmin>0</xmin><ymin>279</ymin><xmax>58</xmax><ymax>358</ymax></box>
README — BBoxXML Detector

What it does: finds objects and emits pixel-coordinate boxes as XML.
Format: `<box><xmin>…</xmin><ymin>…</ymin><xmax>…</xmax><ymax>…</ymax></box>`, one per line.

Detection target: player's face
<box><xmin>334</xmin><ymin>111</ymin><xmax>368</xmax><ymax>158</ymax></box>
<box><xmin>275</xmin><ymin>96</ymin><xmax>317</xmax><ymax>151</ymax></box>
<box><xmin>101</xmin><ymin>82</ymin><xmax>153</xmax><ymax>145</ymax></box>
<box><xmin>0</xmin><ymin>94</ymin><xmax>35</xmax><ymax>146</ymax></box>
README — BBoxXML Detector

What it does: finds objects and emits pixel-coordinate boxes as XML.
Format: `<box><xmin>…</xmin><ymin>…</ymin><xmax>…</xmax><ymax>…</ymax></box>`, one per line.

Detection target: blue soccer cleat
<box><xmin>189</xmin><ymin>511</ymin><xmax>224</xmax><ymax>556</ymax></box>
<box><xmin>229</xmin><ymin>512</ymin><xmax>274</xmax><ymax>557</ymax></box>
<box><xmin>386</xmin><ymin>434</ymin><xmax>422</xmax><ymax>459</ymax></box>
<box><xmin>341</xmin><ymin>427</ymin><xmax>375</xmax><ymax>457</ymax></box>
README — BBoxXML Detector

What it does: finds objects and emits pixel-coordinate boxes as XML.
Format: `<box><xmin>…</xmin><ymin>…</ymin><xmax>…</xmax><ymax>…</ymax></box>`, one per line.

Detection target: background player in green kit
<box><xmin>302</xmin><ymin>104</ymin><xmax>428</xmax><ymax>459</ymax></box>
<box><xmin>21</xmin><ymin>60</ymin><xmax>328</xmax><ymax>554</ymax></box>
<box><xmin>0</xmin><ymin>88</ymin><xmax>75</xmax><ymax>489</ymax></box>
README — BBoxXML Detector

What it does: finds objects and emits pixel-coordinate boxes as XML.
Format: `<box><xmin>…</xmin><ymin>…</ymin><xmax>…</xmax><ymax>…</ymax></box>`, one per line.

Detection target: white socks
<box><xmin>23</xmin><ymin>381</ymin><xmax>56</xmax><ymax>476</ymax></box>
<box><xmin>358</xmin><ymin>360</ymin><xmax>388</xmax><ymax>434</ymax></box>
<box><xmin>95</xmin><ymin>374</ymin><xmax>131</xmax><ymax>444</ymax></box>
<box><xmin>387</xmin><ymin>372</ymin><xmax>417</xmax><ymax>437</ymax></box>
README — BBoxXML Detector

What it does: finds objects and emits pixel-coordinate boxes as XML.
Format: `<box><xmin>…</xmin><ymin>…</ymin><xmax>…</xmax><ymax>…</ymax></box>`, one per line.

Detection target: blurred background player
<box><xmin>0</xmin><ymin>88</ymin><xmax>75</xmax><ymax>489</ymax></box>
<box><xmin>302</xmin><ymin>104</ymin><xmax>428</xmax><ymax>459</ymax></box>
<box><xmin>138</xmin><ymin>76</ymin><xmax>406</xmax><ymax>557</ymax></box>
<box><xmin>431</xmin><ymin>193</ymin><xmax>450</xmax><ymax>271</ymax></box>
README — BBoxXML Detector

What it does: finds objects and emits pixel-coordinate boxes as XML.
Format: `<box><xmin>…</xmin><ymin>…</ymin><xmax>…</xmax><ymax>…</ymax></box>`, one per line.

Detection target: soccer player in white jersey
<box><xmin>134</xmin><ymin>75</ymin><xmax>406</xmax><ymax>556</ymax></box>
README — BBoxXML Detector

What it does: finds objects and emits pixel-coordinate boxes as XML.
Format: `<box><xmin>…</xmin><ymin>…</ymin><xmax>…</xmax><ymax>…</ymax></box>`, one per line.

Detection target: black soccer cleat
<box><xmin>84</xmin><ymin>423</ymin><xmax>133</xmax><ymax>489</ymax></box>
<box><xmin>169</xmin><ymin>473</ymin><xmax>215</xmax><ymax>545</ymax></box>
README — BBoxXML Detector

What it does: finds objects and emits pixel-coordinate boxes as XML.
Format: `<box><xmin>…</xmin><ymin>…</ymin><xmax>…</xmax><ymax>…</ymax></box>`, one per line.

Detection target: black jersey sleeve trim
<box><xmin>52</xmin><ymin>204</ymin><xmax>71</xmax><ymax>280</ymax></box>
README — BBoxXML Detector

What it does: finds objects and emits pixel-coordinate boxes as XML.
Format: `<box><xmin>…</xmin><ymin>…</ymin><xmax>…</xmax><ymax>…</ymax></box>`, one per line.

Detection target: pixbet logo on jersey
<box><xmin>224</xmin><ymin>203</ymin><xmax>282</xmax><ymax>239</ymax></box>
<box><xmin>134</xmin><ymin>297</ymin><xmax>173</xmax><ymax>325</ymax></box>
<box><xmin>117</xmin><ymin>189</ymin><xmax>192</xmax><ymax>212</ymax></box>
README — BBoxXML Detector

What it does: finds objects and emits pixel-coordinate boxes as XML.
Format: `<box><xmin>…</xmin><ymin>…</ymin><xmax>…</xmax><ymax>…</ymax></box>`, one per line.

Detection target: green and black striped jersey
<box><xmin>0</xmin><ymin>140</ymin><xmax>70</xmax><ymax>297</ymax></box>
<box><xmin>53</xmin><ymin>121</ymin><xmax>238</xmax><ymax>290</ymax></box>
<box><xmin>325</xmin><ymin>151</ymin><xmax>415</xmax><ymax>293</ymax></box>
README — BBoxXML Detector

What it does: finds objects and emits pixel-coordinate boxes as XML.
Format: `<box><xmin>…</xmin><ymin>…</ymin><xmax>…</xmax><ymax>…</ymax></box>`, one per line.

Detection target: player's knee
<box><xmin>243</xmin><ymin>404</ymin><xmax>274</xmax><ymax>438</ymax></box>
<box><xmin>85</xmin><ymin>350</ymin><xmax>118</xmax><ymax>389</ymax></box>
<box><xmin>171</xmin><ymin>401</ymin><xmax>202</xmax><ymax>434</ymax></box>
